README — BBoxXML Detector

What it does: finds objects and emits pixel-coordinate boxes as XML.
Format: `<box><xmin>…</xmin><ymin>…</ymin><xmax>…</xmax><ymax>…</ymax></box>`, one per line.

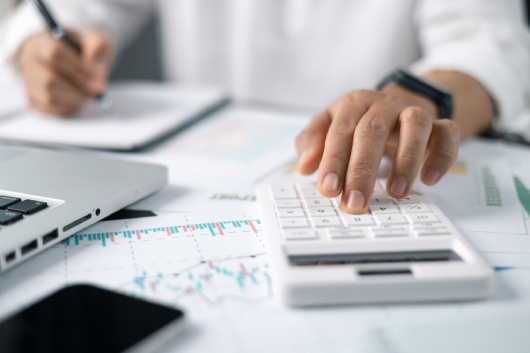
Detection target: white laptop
<box><xmin>0</xmin><ymin>81</ymin><xmax>226</xmax><ymax>150</ymax></box>
<box><xmin>0</xmin><ymin>145</ymin><xmax>167</xmax><ymax>272</ymax></box>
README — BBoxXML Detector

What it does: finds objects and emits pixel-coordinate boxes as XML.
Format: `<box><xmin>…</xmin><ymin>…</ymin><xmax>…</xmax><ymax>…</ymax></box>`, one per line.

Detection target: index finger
<box><xmin>316</xmin><ymin>94</ymin><xmax>369</xmax><ymax>198</ymax></box>
<box><xmin>341</xmin><ymin>107</ymin><xmax>396</xmax><ymax>213</ymax></box>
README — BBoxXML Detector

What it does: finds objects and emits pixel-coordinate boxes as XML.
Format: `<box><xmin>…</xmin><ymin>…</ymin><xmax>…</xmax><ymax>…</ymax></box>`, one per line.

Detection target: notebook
<box><xmin>0</xmin><ymin>81</ymin><xmax>227</xmax><ymax>150</ymax></box>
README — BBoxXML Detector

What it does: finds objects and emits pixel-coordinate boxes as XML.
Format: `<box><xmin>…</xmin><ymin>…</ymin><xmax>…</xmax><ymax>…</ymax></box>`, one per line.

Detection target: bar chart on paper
<box><xmin>67</xmin><ymin>212</ymin><xmax>268</xmax><ymax>300</ymax></box>
<box><xmin>514</xmin><ymin>176</ymin><xmax>530</xmax><ymax>217</ymax></box>
<box><xmin>69</xmin><ymin>218</ymin><xmax>262</xmax><ymax>247</ymax></box>
<box><xmin>426</xmin><ymin>157</ymin><xmax>525</xmax><ymax>234</ymax></box>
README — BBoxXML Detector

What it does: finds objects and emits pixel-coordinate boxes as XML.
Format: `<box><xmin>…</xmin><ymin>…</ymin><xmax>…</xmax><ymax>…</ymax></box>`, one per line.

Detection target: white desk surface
<box><xmin>1</xmin><ymin>80</ymin><xmax>530</xmax><ymax>352</ymax></box>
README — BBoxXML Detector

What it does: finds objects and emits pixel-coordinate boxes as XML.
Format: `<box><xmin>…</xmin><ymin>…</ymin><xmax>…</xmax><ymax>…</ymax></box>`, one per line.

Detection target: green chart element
<box><xmin>514</xmin><ymin>176</ymin><xmax>530</xmax><ymax>217</ymax></box>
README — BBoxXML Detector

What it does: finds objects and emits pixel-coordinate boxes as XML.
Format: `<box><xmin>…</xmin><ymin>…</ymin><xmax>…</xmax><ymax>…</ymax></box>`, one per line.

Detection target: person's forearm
<box><xmin>423</xmin><ymin>71</ymin><xmax>495</xmax><ymax>139</ymax></box>
<box><xmin>382</xmin><ymin>71</ymin><xmax>495</xmax><ymax>139</ymax></box>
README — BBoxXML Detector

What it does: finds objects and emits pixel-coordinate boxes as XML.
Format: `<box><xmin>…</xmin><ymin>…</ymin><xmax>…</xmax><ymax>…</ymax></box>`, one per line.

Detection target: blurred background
<box><xmin>0</xmin><ymin>0</ymin><xmax>164</xmax><ymax>82</ymax></box>
<box><xmin>1</xmin><ymin>1</ymin><xmax>529</xmax><ymax>83</ymax></box>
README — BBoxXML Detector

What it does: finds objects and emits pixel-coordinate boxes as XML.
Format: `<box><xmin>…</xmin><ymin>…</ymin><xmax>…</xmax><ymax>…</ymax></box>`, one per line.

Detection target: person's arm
<box><xmin>1</xmin><ymin>0</ymin><xmax>155</xmax><ymax>115</ymax></box>
<box><xmin>296</xmin><ymin>0</ymin><xmax>530</xmax><ymax>214</ymax></box>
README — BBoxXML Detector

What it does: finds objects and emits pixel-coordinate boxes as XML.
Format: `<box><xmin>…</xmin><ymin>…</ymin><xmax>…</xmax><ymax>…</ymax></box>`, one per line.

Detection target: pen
<box><xmin>29</xmin><ymin>0</ymin><xmax>113</xmax><ymax>112</ymax></box>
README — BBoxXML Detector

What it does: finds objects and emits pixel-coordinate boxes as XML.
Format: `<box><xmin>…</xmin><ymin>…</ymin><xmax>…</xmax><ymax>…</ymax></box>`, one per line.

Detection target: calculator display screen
<box><xmin>289</xmin><ymin>250</ymin><xmax>461</xmax><ymax>266</ymax></box>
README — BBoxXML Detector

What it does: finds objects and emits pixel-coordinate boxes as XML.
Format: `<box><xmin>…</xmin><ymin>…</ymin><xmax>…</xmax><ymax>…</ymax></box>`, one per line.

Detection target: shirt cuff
<box><xmin>0</xmin><ymin>5</ymin><xmax>46</xmax><ymax>67</ymax></box>
<box><xmin>410</xmin><ymin>43</ymin><xmax>527</xmax><ymax>134</ymax></box>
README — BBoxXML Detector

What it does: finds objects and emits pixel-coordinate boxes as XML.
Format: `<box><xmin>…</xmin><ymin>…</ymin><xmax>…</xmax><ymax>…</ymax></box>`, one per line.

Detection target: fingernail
<box><xmin>424</xmin><ymin>171</ymin><xmax>441</xmax><ymax>185</ymax></box>
<box><xmin>322</xmin><ymin>172</ymin><xmax>339</xmax><ymax>192</ymax></box>
<box><xmin>299</xmin><ymin>150</ymin><xmax>310</xmax><ymax>164</ymax></box>
<box><xmin>347</xmin><ymin>190</ymin><xmax>365</xmax><ymax>211</ymax></box>
<box><xmin>390</xmin><ymin>176</ymin><xmax>407</xmax><ymax>196</ymax></box>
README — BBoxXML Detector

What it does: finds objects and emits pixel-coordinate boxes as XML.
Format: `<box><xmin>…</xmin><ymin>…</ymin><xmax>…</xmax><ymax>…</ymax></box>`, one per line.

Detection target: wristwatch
<box><xmin>376</xmin><ymin>69</ymin><xmax>453</xmax><ymax>119</ymax></box>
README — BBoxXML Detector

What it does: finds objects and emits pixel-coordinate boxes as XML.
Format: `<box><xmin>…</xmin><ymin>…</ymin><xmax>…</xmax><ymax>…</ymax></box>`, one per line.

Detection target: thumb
<box><xmin>295</xmin><ymin>110</ymin><xmax>330</xmax><ymax>175</ymax></box>
<box><xmin>80</xmin><ymin>30</ymin><xmax>115</xmax><ymax>95</ymax></box>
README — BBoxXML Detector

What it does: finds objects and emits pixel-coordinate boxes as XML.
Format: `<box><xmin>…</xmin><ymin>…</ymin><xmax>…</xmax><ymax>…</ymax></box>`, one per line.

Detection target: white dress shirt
<box><xmin>1</xmin><ymin>0</ymin><xmax>530</xmax><ymax>138</ymax></box>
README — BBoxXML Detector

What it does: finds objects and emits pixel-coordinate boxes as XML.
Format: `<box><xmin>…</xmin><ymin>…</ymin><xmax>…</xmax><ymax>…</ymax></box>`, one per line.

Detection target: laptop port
<box><xmin>21</xmin><ymin>239</ymin><xmax>38</xmax><ymax>256</ymax></box>
<box><xmin>42</xmin><ymin>229</ymin><xmax>59</xmax><ymax>245</ymax></box>
<box><xmin>5</xmin><ymin>251</ymin><xmax>16</xmax><ymax>263</ymax></box>
<box><xmin>63</xmin><ymin>214</ymin><xmax>92</xmax><ymax>232</ymax></box>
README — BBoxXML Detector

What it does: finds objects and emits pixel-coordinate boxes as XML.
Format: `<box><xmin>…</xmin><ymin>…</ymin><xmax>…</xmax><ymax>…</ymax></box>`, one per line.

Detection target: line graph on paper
<box><xmin>121</xmin><ymin>255</ymin><xmax>272</xmax><ymax>306</ymax></box>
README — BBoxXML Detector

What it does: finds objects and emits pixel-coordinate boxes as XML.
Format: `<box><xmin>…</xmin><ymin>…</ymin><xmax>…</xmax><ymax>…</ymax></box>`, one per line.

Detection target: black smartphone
<box><xmin>0</xmin><ymin>284</ymin><xmax>185</xmax><ymax>353</ymax></box>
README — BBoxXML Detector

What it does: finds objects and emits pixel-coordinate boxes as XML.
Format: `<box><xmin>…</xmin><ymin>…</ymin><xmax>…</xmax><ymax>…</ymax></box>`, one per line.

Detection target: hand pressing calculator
<box><xmin>256</xmin><ymin>179</ymin><xmax>492</xmax><ymax>306</ymax></box>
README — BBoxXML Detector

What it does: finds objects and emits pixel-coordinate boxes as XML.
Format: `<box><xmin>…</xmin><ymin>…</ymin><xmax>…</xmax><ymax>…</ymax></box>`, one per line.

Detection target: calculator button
<box><xmin>406</xmin><ymin>212</ymin><xmax>440</xmax><ymax>224</ymax></box>
<box><xmin>0</xmin><ymin>196</ymin><xmax>21</xmax><ymax>209</ymax></box>
<box><xmin>415</xmin><ymin>226</ymin><xmax>451</xmax><ymax>236</ymax></box>
<box><xmin>280</xmin><ymin>218</ymin><xmax>310</xmax><ymax>228</ymax></box>
<box><xmin>373</xmin><ymin>213</ymin><xmax>408</xmax><ymax>225</ymax></box>
<box><xmin>283</xmin><ymin>229</ymin><xmax>318</xmax><ymax>240</ymax></box>
<box><xmin>297</xmin><ymin>182</ymin><xmax>318</xmax><ymax>190</ymax></box>
<box><xmin>341</xmin><ymin>214</ymin><xmax>374</xmax><ymax>226</ymax></box>
<box><xmin>370</xmin><ymin>204</ymin><xmax>400</xmax><ymax>214</ymax></box>
<box><xmin>271</xmin><ymin>185</ymin><xmax>298</xmax><ymax>199</ymax></box>
<box><xmin>395</xmin><ymin>194</ymin><xmax>422</xmax><ymax>203</ymax></box>
<box><xmin>307</xmin><ymin>207</ymin><xmax>337</xmax><ymax>217</ymax></box>
<box><xmin>301</xmin><ymin>189</ymin><xmax>323</xmax><ymax>198</ymax></box>
<box><xmin>328</xmin><ymin>228</ymin><xmax>364</xmax><ymax>239</ymax></box>
<box><xmin>8</xmin><ymin>200</ymin><xmax>47</xmax><ymax>215</ymax></box>
<box><xmin>274</xmin><ymin>199</ymin><xmax>302</xmax><ymax>208</ymax></box>
<box><xmin>304</xmin><ymin>198</ymin><xmax>333</xmax><ymax>207</ymax></box>
<box><xmin>277</xmin><ymin>208</ymin><xmax>306</xmax><ymax>218</ymax></box>
<box><xmin>0</xmin><ymin>210</ymin><xmax>23</xmax><ymax>225</ymax></box>
<box><xmin>312</xmin><ymin>217</ymin><xmax>343</xmax><ymax>228</ymax></box>
<box><xmin>400</xmin><ymin>203</ymin><xmax>430</xmax><ymax>213</ymax></box>
<box><xmin>372</xmin><ymin>227</ymin><xmax>408</xmax><ymax>237</ymax></box>
<box><xmin>414</xmin><ymin>223</ymin><xmax>437</xmax><ymax>228</ymax></box>
<box><xmin>370</xmin><ymin>195</ymin><xmax>393</xmax><ymax>204</ymax></box>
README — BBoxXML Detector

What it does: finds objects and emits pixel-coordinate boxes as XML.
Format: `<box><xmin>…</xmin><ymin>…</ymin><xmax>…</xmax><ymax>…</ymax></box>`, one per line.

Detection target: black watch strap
<box><xmin>376</xmin><ymin>69</ymin><xmax>453</xmax><ymax>119</ymax></box>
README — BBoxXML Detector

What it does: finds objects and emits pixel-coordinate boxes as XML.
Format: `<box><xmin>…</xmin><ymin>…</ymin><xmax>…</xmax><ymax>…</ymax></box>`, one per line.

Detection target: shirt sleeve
<box><xmin>0</xmin><ymin>0</ymin><xmax>155</xmax><ymax>66</ymax></box>
<box><xmin>411</xmin><ymin>0</ymin><xmax>530</xmax><ymax>136</ymax></box>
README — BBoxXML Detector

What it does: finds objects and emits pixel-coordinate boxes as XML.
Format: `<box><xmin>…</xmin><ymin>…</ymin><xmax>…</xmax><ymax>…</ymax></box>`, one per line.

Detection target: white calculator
<box><xmin>256</xmin><ymin>180</ymin><xmax>493</xmax><ymax>306</ymax></box>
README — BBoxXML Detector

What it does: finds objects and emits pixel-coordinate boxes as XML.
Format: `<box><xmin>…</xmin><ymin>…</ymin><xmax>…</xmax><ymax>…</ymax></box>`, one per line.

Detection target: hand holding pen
<box><xmin>17</xmin><ymin>0</ymin><xmax>114</xmax><ymax>116</ymax></box>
